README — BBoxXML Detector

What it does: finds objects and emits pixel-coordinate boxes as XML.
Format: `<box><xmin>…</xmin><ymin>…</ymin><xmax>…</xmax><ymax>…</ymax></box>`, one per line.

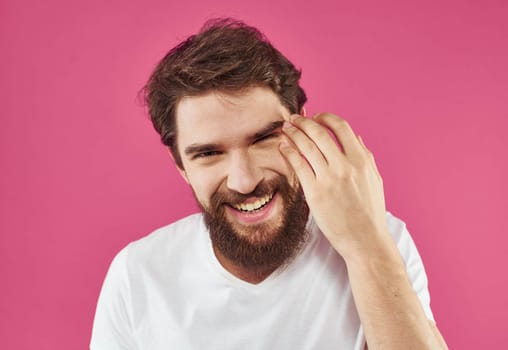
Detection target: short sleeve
<box><xmin>387</xmin><ymin>212</ymin><xmax>435</xmax><ymax>322</ymax></box>
<box><xmin>90</xmin><ymin>247</ymin><xmax>136</xmax><ymax>350</ymax></box>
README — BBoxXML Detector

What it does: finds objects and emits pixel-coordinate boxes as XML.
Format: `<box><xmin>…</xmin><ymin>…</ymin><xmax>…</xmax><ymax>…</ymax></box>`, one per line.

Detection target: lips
<box><xmin>230</xmin><ymin>193</ymin><xmax>274</xmax><ymax>213</ymax></box>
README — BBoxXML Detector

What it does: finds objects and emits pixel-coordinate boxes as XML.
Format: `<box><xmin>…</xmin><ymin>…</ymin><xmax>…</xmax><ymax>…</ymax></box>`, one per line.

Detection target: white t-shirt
<box><xmin>91</xmin><ymin>212</ymin><xmax>434</xmax><ymax>350</ymax></box>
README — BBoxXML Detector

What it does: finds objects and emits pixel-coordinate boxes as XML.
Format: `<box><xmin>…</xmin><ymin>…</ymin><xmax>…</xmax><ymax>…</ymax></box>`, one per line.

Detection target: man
<box><xmin>91</xmin><ymin>18</ymin><xmax>448</xmax><ymax>349</ymax></box>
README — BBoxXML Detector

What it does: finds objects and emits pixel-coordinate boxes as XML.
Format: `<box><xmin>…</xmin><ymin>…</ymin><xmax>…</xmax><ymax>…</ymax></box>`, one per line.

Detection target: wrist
<box><xmin>335</xmin><ymin>229</ymin><xmax>404</xmax><ymax>270</ymax></box>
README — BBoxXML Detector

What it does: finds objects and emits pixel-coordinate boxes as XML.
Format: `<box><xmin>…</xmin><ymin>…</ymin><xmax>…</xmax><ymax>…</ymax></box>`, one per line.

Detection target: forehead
<box><xmin>175</xmin><ymin>86</ymin><xmax>290</xmax><ymax>146</ymax></box>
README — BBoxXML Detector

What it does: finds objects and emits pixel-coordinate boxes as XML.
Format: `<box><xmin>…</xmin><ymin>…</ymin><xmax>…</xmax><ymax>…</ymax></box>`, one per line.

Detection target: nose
<box><xmin>226</xmin><ymin>151</ymin><xmax>263</xmax><ymax>194</ymax></box>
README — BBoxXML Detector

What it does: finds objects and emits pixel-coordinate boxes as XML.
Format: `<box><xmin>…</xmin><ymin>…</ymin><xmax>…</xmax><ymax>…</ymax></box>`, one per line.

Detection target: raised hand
<box><xmin>279</xmin><ymin>113</ymin><xmax>391</xmax><ymax>260</ymax></box>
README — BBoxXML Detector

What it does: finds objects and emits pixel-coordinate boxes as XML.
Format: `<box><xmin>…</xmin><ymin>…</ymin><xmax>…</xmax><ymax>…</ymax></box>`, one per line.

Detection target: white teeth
<box><xmin>233</xmin><ymin>193</ymin><xmax>273</xmax><ymax>212</ymax></box>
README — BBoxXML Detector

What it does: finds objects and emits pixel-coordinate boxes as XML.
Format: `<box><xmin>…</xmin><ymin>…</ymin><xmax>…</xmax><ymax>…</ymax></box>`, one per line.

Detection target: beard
<box><xmin>197</xmin><ymin>175</ymin><xmax>310</xmax><ymax>275</ymax></box>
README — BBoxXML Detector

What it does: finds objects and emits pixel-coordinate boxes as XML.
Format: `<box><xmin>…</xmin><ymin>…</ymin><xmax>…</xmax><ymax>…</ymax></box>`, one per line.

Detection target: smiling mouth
<box><xmin>230</xmin><ymin>193</ymin><xmax>275</xmax><ymax>213</ymax></box>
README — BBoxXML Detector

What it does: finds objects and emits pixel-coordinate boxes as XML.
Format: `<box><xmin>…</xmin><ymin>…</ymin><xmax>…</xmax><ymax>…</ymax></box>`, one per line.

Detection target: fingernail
<box><xmin>282</xmin><ymin>121</ymin><xmax>293</xmax><ymax>129</ymax></box>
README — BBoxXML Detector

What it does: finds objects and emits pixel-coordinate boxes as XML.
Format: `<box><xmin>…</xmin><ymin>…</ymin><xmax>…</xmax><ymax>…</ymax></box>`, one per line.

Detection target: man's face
<box><xmin>175</xmin><ymin>86</ymin><xmax>309</xmax><ymax>271</ymax></box>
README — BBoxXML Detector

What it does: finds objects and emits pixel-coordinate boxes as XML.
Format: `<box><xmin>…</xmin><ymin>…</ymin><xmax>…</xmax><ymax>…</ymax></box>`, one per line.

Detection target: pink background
<box><xmin>1</xmin><ymin>0</ymin><xmax>507</xmax><ymax>348</ymax></box>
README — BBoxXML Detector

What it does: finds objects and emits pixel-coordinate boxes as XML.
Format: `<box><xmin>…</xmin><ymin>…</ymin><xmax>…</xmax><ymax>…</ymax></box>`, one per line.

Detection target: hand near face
<box><xmin>280</xmin><ymin>113</ymin><xmax>390</xmax><ymax>260</ymax></box>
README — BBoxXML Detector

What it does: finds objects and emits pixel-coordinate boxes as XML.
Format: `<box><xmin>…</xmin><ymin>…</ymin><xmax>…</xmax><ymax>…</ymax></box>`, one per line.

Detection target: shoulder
<box><xmin>385</xmin><ymin>211</ymin><xmax>408</xmax><ymax>240</ymax></box>
<box><xmin>119</xmin><ymin>213</ymin><xmax>206</xmax><ymax>267</ymax></box>
<box><xmin>385</xmin><ymin>211</ymin><xmax>421</xmax><ymax>258</ymax></box>
<box><xmin>131</xmin><ymin>213</ymin><xmax>204</xmax><ymax>248</ymax></box>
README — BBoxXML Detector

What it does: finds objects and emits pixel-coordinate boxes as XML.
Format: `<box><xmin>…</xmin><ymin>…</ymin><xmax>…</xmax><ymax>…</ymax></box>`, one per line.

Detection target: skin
<box><xmin>175</xmin><ymin>87</ymin><xmax>295</xmax><ymax>283</ymax></box>
<box><xmin>280</xmin><ymin>113</ymin><xmax>448</xmax><ymax>349</ymax></box>
<box><xmin>174</xmin><ymin>86</ymin><xmax>448</xmax><ymax>349</ymax></box>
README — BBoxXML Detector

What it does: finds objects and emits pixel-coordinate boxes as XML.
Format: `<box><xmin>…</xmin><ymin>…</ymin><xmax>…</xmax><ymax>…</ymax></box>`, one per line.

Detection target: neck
<box><xmin>212</xmin><ymin>246</ymin><xmax>278</xmax><ymax>284</ymax></box>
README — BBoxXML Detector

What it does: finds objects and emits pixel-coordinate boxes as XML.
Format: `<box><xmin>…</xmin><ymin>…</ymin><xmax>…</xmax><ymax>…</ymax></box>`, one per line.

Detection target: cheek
<box><xmin>186</xmin><ymin>169</ymin><xmax>224</xmax><ymax>205</ymax></box>
<box><xmin>263</xmin><ymin>147</ymin><xmax>294</xmax><ymax>177</ymax></box>
<box><xmin>265</xmin><ymin>151</ymin><xmax>299</xmax><ymax>188</ymax></box>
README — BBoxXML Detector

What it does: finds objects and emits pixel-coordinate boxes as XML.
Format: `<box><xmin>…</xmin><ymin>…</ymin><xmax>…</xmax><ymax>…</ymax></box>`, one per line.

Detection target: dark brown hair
<box><xmin>144</xmin><ymin>18</ymin><xmax>307</xmax><ymax>168</ymax></box>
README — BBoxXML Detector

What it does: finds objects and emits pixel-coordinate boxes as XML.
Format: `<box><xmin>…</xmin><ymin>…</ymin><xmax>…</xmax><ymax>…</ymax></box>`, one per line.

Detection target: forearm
<box><xmin>343</xmin><ymin>234</ymin><xmax>446</xmax><ymax>350</ymax></box>
<box><xmin>278</xmin><ymin>114</ymin><xmax>447</xmax><ymax>348</ymax></box>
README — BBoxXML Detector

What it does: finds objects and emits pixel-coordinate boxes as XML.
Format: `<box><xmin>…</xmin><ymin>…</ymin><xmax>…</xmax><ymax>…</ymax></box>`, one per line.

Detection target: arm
<box><xmin>280</xmin><ymin>113</ymin><xmax>448</xmax><ymax>350</ymax></box>
<box><xmin>365</xmin><ymin>321</ymin><xmax>448</xmax><ymax>350</ymax></box>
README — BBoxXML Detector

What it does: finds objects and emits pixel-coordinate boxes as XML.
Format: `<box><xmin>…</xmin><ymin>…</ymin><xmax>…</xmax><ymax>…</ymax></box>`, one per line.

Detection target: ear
<box><xmin>167</xmin><ymin>148</ymin><xmax>189</xmax><ymax>184</ymax></box>
<box><xmin>300</xmin><ymin>106</ymin><xmax>307</xmax><ymax>117</ymax></box>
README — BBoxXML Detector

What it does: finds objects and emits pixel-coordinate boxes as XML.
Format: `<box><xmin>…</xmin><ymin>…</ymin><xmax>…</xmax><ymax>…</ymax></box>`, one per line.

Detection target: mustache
<box><xmin>210</xmin><ymin>178</ymin><xmax>281</xmax><ymax>208</ymax></box>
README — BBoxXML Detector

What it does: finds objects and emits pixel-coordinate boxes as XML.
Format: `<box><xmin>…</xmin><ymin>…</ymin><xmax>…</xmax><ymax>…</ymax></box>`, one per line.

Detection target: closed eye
<box><xmin>192</xmin><ymin>150</ymin><xmax>222</xmax><ymax>159</ymax></box>
<box><xmin>254</xmin><ymin>132</ymin><xmax>281</xmax><ymax>144</ymax></box>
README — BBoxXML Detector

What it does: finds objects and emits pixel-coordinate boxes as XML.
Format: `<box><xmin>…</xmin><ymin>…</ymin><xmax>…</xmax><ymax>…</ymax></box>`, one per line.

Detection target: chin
<box><xmin>229</xmin><ymin>220</ymin><xmax>284</xmax><ymax>246</ymax></box>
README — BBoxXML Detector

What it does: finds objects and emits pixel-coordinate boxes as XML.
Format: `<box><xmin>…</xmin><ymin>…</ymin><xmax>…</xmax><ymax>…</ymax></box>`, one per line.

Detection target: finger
<box><xmin>282</xmin><ymin>121</ymin><xmax>329</xmax><ymax>175</ymax></box>
<box><xmin>279</xmin><ymin>138</ymin><xmax>315</xmax><ymax>190</ymax></box>
<box><xmin>313</xmin><ymin>113</ymin><xmax>365</xmax><ymax>163</ymax></box>
<box><xmin>357</xmin><ymin>135</ymin><xmax>382</xmax><ymax>180</ymax></box>
<box><xmin>357</xmin><ymin>134</ymin><xmax>369</xmax><ymax>153</ymax></box>
<box><xmin>283</xmin><ymin>113</ymin><xmax>303</xmax><ymax>122</ymax></box>
<box><xmin>287</xmin><ymin>114</ymin><xmax>348</xmax><ymax>166</ymax></box>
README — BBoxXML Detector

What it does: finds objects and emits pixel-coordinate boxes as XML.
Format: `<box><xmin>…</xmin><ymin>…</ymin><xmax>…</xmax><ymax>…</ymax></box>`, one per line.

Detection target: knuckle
<box><xmin>333</xmin><ymin>118</ymin><xmax>351</xmax><ymax>134</ymax></box>
<box><xmin>291</xmin><ymin>115</ymin><xmax>306</xmax><ymax>125</ymax></box>
<box><xmin>338</xmin><ymin>164</ymin><xmax>354</xmax><ymax>180</ymax></box>
<box><xmin>315</xmin><ymin>178</ymin><xmax>334</xmax><ymax>197</ymax></box>
<box><xmin>292</xmin><ymin>154</ymin><xmax>307</xmax><ymax>169</ymax></box>
<box><xmin>301</xmin><ymin>141</ymin><xmax>317</xmax><ymax>155</ymax></box>
<box><xmin>313</xmin><ymin>127</ymin><xmax>329</xmax><ymax>140</ymax></box>
<box><xmin>356</xmin><ymin>158</ymin><xmax>369</xmax><ymax>172</ymax></box>
<box><xmin>312</xmin><ymin>112</ymin><xmax>327</xmax><ymax>121</ymax></box>
<box><xmin>313</xmin><ymin>112</ymin><xmax>338</xmax><ymax>125</ymax></box>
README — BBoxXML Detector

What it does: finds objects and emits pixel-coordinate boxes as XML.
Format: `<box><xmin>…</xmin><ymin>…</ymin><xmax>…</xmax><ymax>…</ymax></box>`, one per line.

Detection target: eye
<box><xmin>192</xmin><ymin>150</ymin><xmax>222</xmax><ymax>159</ymax></box>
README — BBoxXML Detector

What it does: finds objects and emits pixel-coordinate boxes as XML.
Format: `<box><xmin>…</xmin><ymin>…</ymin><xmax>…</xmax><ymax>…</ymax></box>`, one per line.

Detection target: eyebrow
<box><xmin>183</xmin><ymin>120</ymin><xmax>284</xmax><ymax>157</ymax></box>
<box><xmin>250</xmin><ymin>120</ymin><xmax>284</xmax><ymax>141</ymax></box>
